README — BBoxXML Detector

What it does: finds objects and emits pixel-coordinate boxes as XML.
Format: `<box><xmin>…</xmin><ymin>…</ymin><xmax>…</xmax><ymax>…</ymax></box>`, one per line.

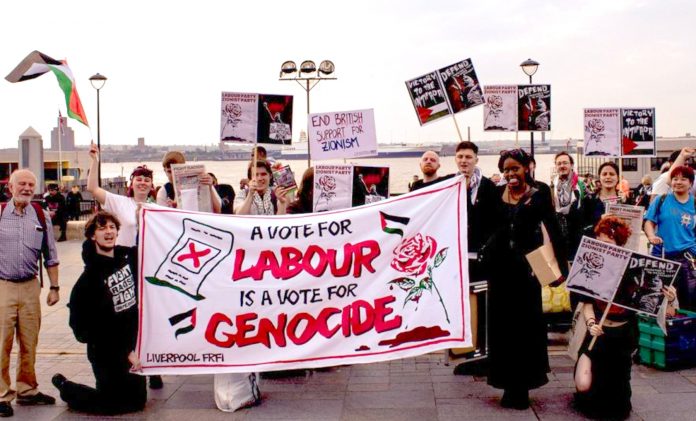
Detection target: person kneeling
<box><xmin>53</xmin><ymin>211</ymin><xmax>146</xmax><ymax>415</ymax></box>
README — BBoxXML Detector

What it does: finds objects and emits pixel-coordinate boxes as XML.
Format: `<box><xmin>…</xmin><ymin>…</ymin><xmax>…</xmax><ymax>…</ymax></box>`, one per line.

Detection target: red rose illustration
<box><xmin>318</xmin><ymin>175</ymin><xmax>336</xmax><ymax>191</ymax></box>
<box><xmin>391</xmin><ymin>234</ymin><xmax>437</xmax><ymax>276</ymax></box>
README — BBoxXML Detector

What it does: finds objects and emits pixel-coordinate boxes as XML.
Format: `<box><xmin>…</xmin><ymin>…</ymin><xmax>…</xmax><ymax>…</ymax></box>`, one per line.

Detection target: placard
<box><xmin>308</xmin><ymin>109</ymin><xmax>377</xmax><ymax>160</ymax></box>
<box><xmin>220</xmin><ymin>92</ymin><xmax>293</xmax><ymax>144</ymax></box>
<box><xmin>171</xmin><ymin>163</ymin><xmax>212</xmax><ymax>213</ymax></box>
<box><xmin>604</xmin><ymin>203</ymin><xmax>645</xmax><ymax>251</ymax></box>
<box><xmin>518</xmin><ymin>84</ymin><xmax>551</xmax><ymax>131</ymax></box>
<box><xmin>621</xmin><ymin>108</ymin><xmax>656</xmax><ymax>156</ymax></box>
<box><xmin>583</xmin><ymin>108</ymin><xmax>621</xmax><ymax>156</ymax></box>
<box><xmin>405</xmin><ymin>72</ymin><xmax>451</xmax><ymax>125</ymax></box>
<box><xmin>437</xmin><ymin>59</ymin><xmax>484</xmax><ymax>114</ymax></box>
<box><xmin>483</xmin><ymin>85</ymin><xmax>518</xmax><ymax>131</ymax></box>
<box><xmin>313</xmin><ymin>164</ymin><xmax>354</xmax><ymax>212</ymax></box>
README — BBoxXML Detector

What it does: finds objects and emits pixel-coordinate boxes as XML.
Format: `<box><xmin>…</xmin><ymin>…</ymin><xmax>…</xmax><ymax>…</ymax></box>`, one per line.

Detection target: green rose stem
<box><xmin>428</xmin><ymin>266</ymin><xmax>450</xmax><ymax>324</ymax></box>
<box><xmin>433</xmin><ymin>281</ymin><xmax>450</xmax><ymax>323</ymax></box>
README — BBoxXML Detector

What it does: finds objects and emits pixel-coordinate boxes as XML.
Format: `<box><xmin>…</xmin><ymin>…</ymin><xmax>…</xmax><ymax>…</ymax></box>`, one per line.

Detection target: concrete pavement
<box><xmin>7</xmin><ymin>239</ymin><xmax>696</xmax><ymax>420</ymax></box>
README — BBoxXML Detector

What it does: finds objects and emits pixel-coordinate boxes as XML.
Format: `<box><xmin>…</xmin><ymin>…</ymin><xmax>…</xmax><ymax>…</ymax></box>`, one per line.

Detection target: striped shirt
<box><xmin>0</xmin><ymin>200</ymin><xmax>59</xmax><ymax>280</ymax></box>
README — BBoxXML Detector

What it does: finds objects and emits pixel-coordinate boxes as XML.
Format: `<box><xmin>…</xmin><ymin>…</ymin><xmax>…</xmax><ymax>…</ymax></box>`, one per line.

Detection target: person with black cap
<box><xmin>43</xmin><ymin>183</ymin><xmax>67</xmax><ymax>242</ymax></box>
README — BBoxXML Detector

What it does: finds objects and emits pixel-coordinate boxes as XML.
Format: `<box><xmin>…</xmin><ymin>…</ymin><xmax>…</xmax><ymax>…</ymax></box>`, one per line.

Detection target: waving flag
<box><xmin>5</xmin><ymin>50</ymin><xmax>89</xmax><ymax>126</ymax></box>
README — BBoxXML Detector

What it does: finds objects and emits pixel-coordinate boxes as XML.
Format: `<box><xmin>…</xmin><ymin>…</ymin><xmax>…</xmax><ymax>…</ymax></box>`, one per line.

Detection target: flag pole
<box><xmin>58</xmin><ymin>112</ymin><xmax>63</xmax><ymax>187</ymax></box>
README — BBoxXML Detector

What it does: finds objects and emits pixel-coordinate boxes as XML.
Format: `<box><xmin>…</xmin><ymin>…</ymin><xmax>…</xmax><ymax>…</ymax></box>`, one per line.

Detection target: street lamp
<box><xmin>520</xmin><ymin>58</ymin><xmax>539</xmax><ymax>158</ymax></box>
<box><xmin>89</xmin><ymin>72</ymin><xmax>107</xmax><ymax>187</ymax></box>
<box><xmin>279</xmin><ymin>60</ymin><xmax>336</xmax><ymax>166</ymax></box>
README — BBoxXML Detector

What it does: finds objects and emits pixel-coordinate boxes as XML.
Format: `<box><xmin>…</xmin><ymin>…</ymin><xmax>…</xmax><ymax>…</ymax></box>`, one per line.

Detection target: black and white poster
<box><xmin>437</xmin><ymin>59</ymin><xmax>484</xmax><ymax>114</ymax></box>
<box><xmin>621</xmin><ymin>108</ymin><xmax>656</xmax><ymax>157</ymax></box>
<box><xmin>517</xmin><ymin>84</ymin><xmax>551</xmax><ymax>131</ymax></box>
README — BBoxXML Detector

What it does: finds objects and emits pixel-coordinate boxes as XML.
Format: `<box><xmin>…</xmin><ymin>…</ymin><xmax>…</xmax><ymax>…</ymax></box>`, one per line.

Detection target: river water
<box><xmin>101</xmin><ymin>154</ymin><xmax>558</xmax><ymax>194</ymax></box>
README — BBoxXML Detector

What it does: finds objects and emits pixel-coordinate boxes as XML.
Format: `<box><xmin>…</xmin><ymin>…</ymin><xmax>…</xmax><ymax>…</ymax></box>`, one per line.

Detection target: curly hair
<box><xmin>594</xmin><ymin>215</ymin><xmax>631</xmax><ymax>247</ymax></box>
<box><xmin>84</xmin><ymin>211</ymin><xmax>121</xmax><ymax>239</ymax></box>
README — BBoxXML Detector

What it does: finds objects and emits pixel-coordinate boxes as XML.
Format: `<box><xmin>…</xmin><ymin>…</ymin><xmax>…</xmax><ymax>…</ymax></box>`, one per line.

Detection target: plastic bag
<box><xmin>213</xmin><ymin>372</ymin><xmax>261</xmax><ymax>412</ymax></box>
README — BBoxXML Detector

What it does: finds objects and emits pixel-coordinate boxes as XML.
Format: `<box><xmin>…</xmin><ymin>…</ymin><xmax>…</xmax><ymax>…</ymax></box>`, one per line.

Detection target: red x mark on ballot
<box><xmin>177</xmin><ymin>242</ymin><xmax>212</xmax><ymax>268</ymax></box>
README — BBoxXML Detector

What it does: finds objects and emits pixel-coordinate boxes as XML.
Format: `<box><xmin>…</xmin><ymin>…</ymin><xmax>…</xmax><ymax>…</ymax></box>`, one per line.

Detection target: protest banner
<box><xmin>171</xmin><ymin>163</ymin><xmax>212</xmax><ymax>213</ymax></box>
<box><xmin>437</xmin><ymin>59</ymin><xmax>484</xmax><ymax>114</ymax></box>
<box><xmin>308</xmin><ymin>109</ymin><xmax>377</xmax><ymax>160</ymax></box>
<box><xmin>621</xmin><ymin>108</ymin><xmax>656</xmax><ymax>156</ymax></box>
<box><xmin>583</xmin><ymin>108</ymin><xmax>621</xmax><ymax>157</ymax></box>
<box><xmin>517</xmin><ymin>84</ymin><xmax>551</xmax><ymax>131</ymax></box>
<box><xmin>220</xmin><ymin>92</ymin><xmax>294</xmax><ymax>144</ymax></box>
<box><xmin>604</xmin><ymin>203</ymin><xmax>645</xmax><ymax>251</ymax></box>
<box><xmin>483</xmin><ymin>85</ymin><xmax>518</xmax><ymax>131</ymax></box>
<box><xmin>136</xmin><ymin>176</ymin><xmax>471</xmax><ymax>374</ymax></box>
<box><xmin>313</xmin><ymin>164</ymin><xmax>354</xmax><ymax>212</ymax></box>
<box><xmin>405</xmin><ymin>71</ymin><xmax>451</xmax><ymax>125</ymax></box>
<box><xmin>567</xmin><ymin>236</ymin><xmax>679</xmax><ymax>317</ymax></box>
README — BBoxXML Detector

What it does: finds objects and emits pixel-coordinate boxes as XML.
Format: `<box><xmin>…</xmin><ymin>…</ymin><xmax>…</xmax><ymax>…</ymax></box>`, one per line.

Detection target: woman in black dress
<box><xmin>484</xmin><ymin>149</ymin><xmax>568</xmax><ymax>409</ymax></box>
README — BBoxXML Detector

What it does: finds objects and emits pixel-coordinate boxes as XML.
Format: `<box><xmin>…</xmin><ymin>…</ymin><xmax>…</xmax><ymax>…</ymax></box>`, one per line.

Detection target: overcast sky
<box><xmin>1</xmin><ymin>0</ymin><xmax>694</xmax><ymax>149</ymax></box>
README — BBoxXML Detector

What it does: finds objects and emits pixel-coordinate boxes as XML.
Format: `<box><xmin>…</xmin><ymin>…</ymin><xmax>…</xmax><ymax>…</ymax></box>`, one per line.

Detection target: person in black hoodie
<box><xmin>52</xmin><ymin>211</ymin><xmax>146</xmax><ymax>414</ymax></box>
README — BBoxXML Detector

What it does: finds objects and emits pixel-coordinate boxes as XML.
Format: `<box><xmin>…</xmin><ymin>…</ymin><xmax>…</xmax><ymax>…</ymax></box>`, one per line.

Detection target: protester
<box><xmin>651</xmin><ymin>148</ymin><xmax>696</xmax><ymax>200</ymax></box>
<box><xmin>618</xmin><ymin>175</ymin><xmax>631</xmax><ymax>202</ymax></box>
<box><xmin>634</xmin><ymin>174</ymin><xmax>653</xmax><ymax>208</ymax></box>
<box><xmin>408</xmin><ymin>174</ymin><xmax>420</xmax><ymax>192</ymax></box>
<box><xmin>452</xmin><ymin>141</ymin><xmax>501</xmax><ymax>376</ymax></box>
<box><xmin>209</xmin><ymin>173</ymin><xmax>235</xmax><ymax>214</ymax></box>
<box><xmin>86</xmin><ymin>143</ymin><xmax>163</xmax><ymax>390</ymax></box>
<box><xmin>66</xmin><ymin>185</ymin><xmax>83</xmax><ymax>221</ymax></box>
<box><xmin>409</xmin><ymin>151</ymin><xmax>453</xmax><ymax>191</ymax></box>
<box><xmin>156</xmin><ymin>151</ymin><xmax>185</xmax><ymax>208</ymax></box>
<box><xmin>573</xmin><ymin>215</ymin><xmax>678</xmax><ymax>419</ymax></box>
<box><xmin>87</xmin><ymin>143</ymin><xmax>153</xmax><ymax>248</ymax></box>
<box><xmin>0</xmin><ymin>169</ymin><xmax>60</xmax><ymax>417</ymax></box>
<box><xmin>644</xmin><ymin>165</ymin><xmax>696</xmax><ymax>309</ymax></box>
<box><xmin>483</xmin><ymin>149</ymin><xmax>567</xmax><ymax>409</ymax></box>
<box><xmin>234</xmin><ymin>160</ymin><xmax>290</xmax><ymax>215</ymax></box>
<box><xmin>490</xmin><ymin>173</ymin><xmax>502</xmax><ymax>185</ymax></box>
<box><xmin>454</xmin><ymin>141</ymin><xmax>500</xmax><ymax>282</ymax></box>
<box><xmin>286</xmin><ymin>168</ymin><xmax>314</xmax><ymax>214</ymax></box>
<box><xmin>552</xmin><ymin>152</ymin><xmax>584</xmax><ymax>258</ymax></box>
<box><xmin>43</xmin><ymin>183</ymin><xmax>68</xmax><ymax>242</ymax></box>
<box><xmin>52</xmin><ymin>211</ymin><xmax>145</xmax><ymax>415</ymax></box>
<box><xmin>581</xmin><ymin>162</ymin><xmax>622</xmax><ymax>237</ymax></box>
<box><xmin>155</xmin><ymin>151</ymin><xmax>221</xmax><ymax>212</ymax></box>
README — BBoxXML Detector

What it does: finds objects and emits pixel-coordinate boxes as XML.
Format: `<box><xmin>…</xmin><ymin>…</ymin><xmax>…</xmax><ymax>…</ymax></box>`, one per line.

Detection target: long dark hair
<box><xmin>287</xmin><ymin>167</ymin><xmax>314</xmax><ymax>214</ymax></box>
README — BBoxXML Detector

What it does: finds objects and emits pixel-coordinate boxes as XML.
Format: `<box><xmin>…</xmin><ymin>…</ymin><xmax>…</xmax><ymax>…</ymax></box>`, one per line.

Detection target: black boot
<box><xmin>501</xmin><ymin>388</ymin><xmax>529</xmax><ymax>410</ymax></box>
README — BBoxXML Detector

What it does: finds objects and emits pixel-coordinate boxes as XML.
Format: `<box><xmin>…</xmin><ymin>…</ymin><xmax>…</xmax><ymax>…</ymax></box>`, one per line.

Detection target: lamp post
<box><xmin>279</xmin><ymin>60</ymin><xmax>336</xmax><ymax>167</ymax></box>
<box><xmin>89</xmin><ymin>73</ymin><xmax>107</xmax><ymax>187</ymax></box>
<box><xmin>520</xmin><ymin>58</ymin><xmax>539</xmax><ymax>159</ymax></box>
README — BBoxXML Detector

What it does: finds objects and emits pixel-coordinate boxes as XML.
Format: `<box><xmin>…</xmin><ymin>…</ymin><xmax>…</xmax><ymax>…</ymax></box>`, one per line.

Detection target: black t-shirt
<box><xmin>410</xmin><ymin>174</ymin><xmax>455</xmax><ymax>192</ymax></box>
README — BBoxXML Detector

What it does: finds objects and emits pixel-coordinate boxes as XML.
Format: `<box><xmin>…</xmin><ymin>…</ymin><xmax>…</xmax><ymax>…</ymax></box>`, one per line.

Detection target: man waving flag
<box><xmin>5</xmin><ymin>50</ymin><xmax>89</xmax><ymax>126</ymax></box>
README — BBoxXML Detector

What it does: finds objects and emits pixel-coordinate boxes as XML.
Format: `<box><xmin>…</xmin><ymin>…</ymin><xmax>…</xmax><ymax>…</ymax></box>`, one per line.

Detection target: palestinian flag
<box><xmin>5</xmin><ymin>50</ymin><xmax>89</xmax><ymax>126</ymax></box>
<box><xmin>380</xmin><ymin>211</ymin><xmax>410</xmax><ymax>236</ymax></box>
<box><xmin>168</xmin><ymin>307</ymin><xmax>197</xmax><ymax>339</ymax></box>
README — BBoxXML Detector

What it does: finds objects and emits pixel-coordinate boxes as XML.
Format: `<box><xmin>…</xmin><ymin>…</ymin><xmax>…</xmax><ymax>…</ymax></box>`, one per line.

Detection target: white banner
<box><xmin>308</xmin><ymin>109</ymin><xmax>377</xmax><ymax>160</ymax></box>
<box><xmin>137</xmin><ymin>176</ymin><xmax>470</xmax><ymax>374</ymax></box>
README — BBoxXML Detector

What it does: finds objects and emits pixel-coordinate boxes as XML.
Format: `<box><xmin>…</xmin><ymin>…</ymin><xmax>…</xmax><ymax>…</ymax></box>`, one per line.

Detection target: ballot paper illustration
<box><xmin>146</xmin><ymin>219</ymin><xmax>234</xmax><ymax>300</ymax></box>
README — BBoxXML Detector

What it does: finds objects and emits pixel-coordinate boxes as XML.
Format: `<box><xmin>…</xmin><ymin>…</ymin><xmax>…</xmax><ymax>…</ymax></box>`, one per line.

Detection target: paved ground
<box><xmin>7</xmin><ymin>240</ymin><xmax>696</xmax><ymax>420</ymax></box>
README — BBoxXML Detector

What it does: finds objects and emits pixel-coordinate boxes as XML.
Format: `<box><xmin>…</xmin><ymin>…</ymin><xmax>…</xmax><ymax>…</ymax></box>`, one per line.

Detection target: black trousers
<box><xmin>60</xmin><ymin>344</ymin><xmax>146</xmax><ymax>415</ymax></box>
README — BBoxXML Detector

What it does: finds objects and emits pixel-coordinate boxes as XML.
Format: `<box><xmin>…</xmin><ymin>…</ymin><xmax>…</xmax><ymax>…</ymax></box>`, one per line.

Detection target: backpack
<box><xmin>0</xmin><ymin>201</ymin><xmax>49</xmax><ymax>286</ymax></box>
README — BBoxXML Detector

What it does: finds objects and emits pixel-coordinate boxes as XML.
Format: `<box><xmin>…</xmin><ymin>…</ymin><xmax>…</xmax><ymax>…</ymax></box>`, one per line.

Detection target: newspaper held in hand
<box><xmin>171</xmin><ymin>163</ymin><xmax>212</xmax><ymax>212</ymax></box>
<box><xmin>271</xmin><ymin>165</ymin><xmax>297</xmax><ymax>192</ymax></box>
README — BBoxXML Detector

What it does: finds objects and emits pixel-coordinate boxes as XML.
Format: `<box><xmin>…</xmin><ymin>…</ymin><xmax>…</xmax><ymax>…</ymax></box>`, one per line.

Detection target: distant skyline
<box><xmin>1</xmin><ymin>1</ymin><xmax>694</xmax><ymax>149</ymax></box>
